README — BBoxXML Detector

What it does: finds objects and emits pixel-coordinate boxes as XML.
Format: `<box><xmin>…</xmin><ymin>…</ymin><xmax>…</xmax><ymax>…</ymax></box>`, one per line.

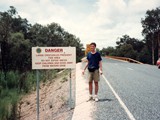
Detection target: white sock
<box><xmin>94</xmin><ymin>95</ymin><xmax>98</xmax><ymax>98</ymax></box>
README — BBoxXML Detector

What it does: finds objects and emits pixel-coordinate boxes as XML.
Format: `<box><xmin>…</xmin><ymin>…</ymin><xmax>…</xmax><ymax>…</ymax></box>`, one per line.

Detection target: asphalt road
<box><xmin>91</xmin><ymin>57</ymin><xmax>160</xmax><ymax>120</ymax></box>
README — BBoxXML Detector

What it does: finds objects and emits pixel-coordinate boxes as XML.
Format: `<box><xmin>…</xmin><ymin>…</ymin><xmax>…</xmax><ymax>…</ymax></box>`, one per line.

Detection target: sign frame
<box><xmin>32</xmin><ymin>47</ymin><xmax>76</xmax><ymax>69</ymax></box>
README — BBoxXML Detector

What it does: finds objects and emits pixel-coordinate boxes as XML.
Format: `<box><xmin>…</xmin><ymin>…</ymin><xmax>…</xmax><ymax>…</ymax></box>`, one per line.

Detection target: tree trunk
<box><xmin>152</xmin><ymin>39</ymin><xmax>155</xmax><ymax>65</ymax></box>
<box><xmin>1</xmin><ymin>41</ymin><xmax>8</xmax><ymax>88</ymax></box>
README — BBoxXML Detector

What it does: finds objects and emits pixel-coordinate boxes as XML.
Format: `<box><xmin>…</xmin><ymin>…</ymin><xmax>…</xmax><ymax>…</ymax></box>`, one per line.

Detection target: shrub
<box><xmin>0</xmin><ymin>89</ymin><xmax>19</xmax><ymax>120</ymax></box>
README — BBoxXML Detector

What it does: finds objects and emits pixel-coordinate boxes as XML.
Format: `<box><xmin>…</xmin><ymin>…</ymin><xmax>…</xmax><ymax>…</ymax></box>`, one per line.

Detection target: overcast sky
<box><xmin>0</xmin><ymin>0</ymin><xmax>160</xmax><ymax>49</ymax></box>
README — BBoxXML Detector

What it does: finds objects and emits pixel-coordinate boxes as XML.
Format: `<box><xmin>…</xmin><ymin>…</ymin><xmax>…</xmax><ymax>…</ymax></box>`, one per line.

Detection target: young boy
<box><xmin>82</xmin><ymin>42</ymin><xmax>102</xmax><ymax>102</ymax></box>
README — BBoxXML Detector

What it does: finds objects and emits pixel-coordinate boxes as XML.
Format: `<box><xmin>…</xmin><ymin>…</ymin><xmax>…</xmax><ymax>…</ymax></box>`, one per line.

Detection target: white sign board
<box><xmin>32</xmin><ymin>47</ymin><xmax>76</xmax><ymax>69</ymax></box>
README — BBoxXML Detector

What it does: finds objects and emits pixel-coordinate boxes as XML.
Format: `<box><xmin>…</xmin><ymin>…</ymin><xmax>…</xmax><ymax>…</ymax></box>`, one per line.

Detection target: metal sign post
<box><xmin>36</xmin><ymin>70</ymin><xmax>39</xmax><ymax>120</ymax></box>
<box><xmin>69</xmin><ymin>68</ymin><xmax>72</xmax><ymax>109</ymax></box>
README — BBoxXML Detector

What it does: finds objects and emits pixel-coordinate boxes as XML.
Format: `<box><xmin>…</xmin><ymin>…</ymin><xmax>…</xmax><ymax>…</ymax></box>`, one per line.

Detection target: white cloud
<box><xmin>0</xmin><ymin>0</ymin><xmax>68</xmax><ymax>24</ymax></box>
<box><xmin>79</xmin><ymin>0</ymin><xmax>160</xmax><ymax>48</ymax></box>
<box><xmin>0</xmin><ymin>0</ymin><xmax>160</xmax><ymax>49</ymax></box>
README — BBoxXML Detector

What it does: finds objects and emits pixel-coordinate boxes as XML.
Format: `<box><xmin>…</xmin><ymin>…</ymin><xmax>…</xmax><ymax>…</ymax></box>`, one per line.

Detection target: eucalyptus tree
<box><xmin>141</xmin><ymin>7</ymin><xmax>160</xmax><ymax>64</ymax></box>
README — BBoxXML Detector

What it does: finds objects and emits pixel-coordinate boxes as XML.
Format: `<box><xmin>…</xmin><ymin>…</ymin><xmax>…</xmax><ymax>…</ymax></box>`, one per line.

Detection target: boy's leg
<box><xmin>94</xmin><ymin>70</ymin><xmax>100</xmax><ymax>95</ymax></box>
<box><xmin>94</xmin><ymin>82</ymin><xmax>99</xmax><ymax>95</ymax></box>
<box><xmin>89</xmin><ymin>82</ymin><xmax>93</xmax><ymax>95</ymax></box>
<box><xmin>94</xmin><ymin>82</ymin><xmax>99</xmax><ymax>102</ymax></box>
<box><xmin>88</xmin><ymin>72</ymin><xmax>93</xmax><ymax>100</ymax></box>
<box><xmin>93</xmin><ymin>70</ymin><xmax>100</xmax><ymax>101</ymax></box>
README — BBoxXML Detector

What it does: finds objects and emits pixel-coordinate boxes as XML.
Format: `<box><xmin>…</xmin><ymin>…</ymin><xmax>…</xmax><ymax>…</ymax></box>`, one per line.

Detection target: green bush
<box><xmin>23</xmin><ymin>71</ymin><xmax>36</xmax><ymax>92</ymax></box>
<box><xmin>0</xmin><ymin>97</ymin><xmax>11</xmax><ymax>120</ymax></box>
<box><xmin>6</xmin><ymin>71</ymin><xmax>20</xmax><ymax>89</ymax></box>
<box><xmin>0</xmin><ymin>72</ymin><xmax>7</xmax><ymax>89</ymax></box>
<box><xmin>0</xmin><ymin>89</ymin><xmax>19</xmax><ymax>120</ymax></box>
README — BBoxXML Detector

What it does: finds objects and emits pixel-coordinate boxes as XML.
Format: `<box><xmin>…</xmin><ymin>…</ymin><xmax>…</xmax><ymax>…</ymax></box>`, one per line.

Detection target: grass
<box><xmin>0</xmin><ymin>89</ymin><xmax>19</xmax><ymax>120</ymax></box>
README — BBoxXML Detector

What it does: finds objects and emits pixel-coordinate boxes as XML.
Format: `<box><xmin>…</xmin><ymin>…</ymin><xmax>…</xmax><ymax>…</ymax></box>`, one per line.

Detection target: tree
<box><xmin>141</xmin><ymin>7</ymin><xmax>160</xmax><ymax>64</ymax></box>
<box><xmin>28</xmin><ymin>23</ymin><xmax>48</xmax><ymax>46</ymax></box>
<box><xmin>112</xmin><ymin>35</ymin><xmax>151</xmax><ymax>63</ymax></box>
<box><xmin>9</xmin><ymin>32</ymin><xmax>31</xmax><ymax>71</ymax></box>
<box><xmin>138</xmin><ymin>46</ymin><xmax>151</xmax><ymax>63</ymax></box>
<box><xmin>101</xmin><ymin>47</ymin><xmax>116</xmax><ymax>56</ymax></box>
<box><xmin>0</xmin><ymin>6</ymin><xmax>31</xmax><ymax>74</ymax></box>
<box><xmin>116</xmin><ymin>35</ymin><xmax>145</xmax><ymax>52</ymax></box>
<box><xmin>12</xmin><ymin>16</ymin><xmax>31</xmax><ymax>38</ymax></box>
<box><xmin>46</xmin><ymin>23</ymin><xmax>65</xmax><ymax>46</ymax></box>
<box><xmin>116</xmin><ymin>44</ymin><xmax>137</xmax><ymax>59</ymax></box>
<box><xmin>0</xmin><ymin>6</ymin><xmax>17</xmax><ymax>82</ymax></box>
<box><xmin>63</xmin><ymin>32</ymin><xmax>84</xmax><ymax>62</ymax></box>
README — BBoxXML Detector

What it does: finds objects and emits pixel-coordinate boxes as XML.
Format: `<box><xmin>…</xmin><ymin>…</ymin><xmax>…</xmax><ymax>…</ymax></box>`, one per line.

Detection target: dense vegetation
<box><xmin>0</xmin><ymin>6</ymin><xmax>84</xmax><ymax>120</ymax></box>
<box><xmin>101</xmin><ymin>7</ymin><xmax>160</xmax><ymax>64</ymax></box>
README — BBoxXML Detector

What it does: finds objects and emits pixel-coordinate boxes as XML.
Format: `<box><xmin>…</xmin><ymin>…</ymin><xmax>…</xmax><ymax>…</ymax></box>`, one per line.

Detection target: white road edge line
<box><xmin>127</xmin><ymin>68</ymin><xmax>134</xmax><ymax>70</ymax></box>
<box><xmin>102</xmin><ymin>74</ymin><xmax>136</xmax><ymax>120</ymax></box>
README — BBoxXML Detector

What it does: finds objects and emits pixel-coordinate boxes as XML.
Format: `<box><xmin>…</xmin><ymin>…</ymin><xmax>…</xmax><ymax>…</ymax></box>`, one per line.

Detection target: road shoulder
<box><xmin>72</xmin><ymin>63</ymin><xmax>94</xmax><ymax>120</ymax></box>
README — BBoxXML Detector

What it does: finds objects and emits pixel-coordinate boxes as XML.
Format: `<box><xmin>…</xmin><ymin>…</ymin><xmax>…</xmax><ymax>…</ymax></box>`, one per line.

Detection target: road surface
<box><xmin>88</xmin><ymin>57</ymin><xmax>160</xmax><ymax>120</ymax></box>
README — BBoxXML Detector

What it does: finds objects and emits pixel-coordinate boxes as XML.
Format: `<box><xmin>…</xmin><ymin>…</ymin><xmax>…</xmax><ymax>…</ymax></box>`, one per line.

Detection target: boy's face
<box><xmin>90</xmin><ymin>44</ymin><xmax>96</xmax><ymax>51</ymax></box>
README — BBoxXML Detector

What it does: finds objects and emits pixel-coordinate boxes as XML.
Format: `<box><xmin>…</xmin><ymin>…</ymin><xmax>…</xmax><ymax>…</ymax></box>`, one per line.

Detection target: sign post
<box><xmin>36</xmin><ymin>70</ymin><xmax>39</xmax><ymax>120</ymax></box>
<box><xmin>32</xmin><ymin>47</ymin><xmax>76</xmax><ymax>120</ymax></box>
<box><xmin>69</xmin><ymin>68</ymin><xmax>72</xmax><ymax>109</ymax></box>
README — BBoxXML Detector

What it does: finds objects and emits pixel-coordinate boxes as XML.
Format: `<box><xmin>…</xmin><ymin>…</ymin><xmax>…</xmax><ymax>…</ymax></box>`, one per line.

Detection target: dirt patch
<box><xmin>18</xmin><ymin>69</ymin><xmax>75</xmax><ymax>120</ymax></box>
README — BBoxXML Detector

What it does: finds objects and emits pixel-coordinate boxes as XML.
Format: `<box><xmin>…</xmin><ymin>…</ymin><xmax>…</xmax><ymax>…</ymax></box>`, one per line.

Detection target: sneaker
<box><xmin>88</xmin><ymin>95</ymin><xmax>93</xmax><ymax>100</ymax></box>
<box><xmin>94</xmin><ymin>95</ymin><xmax>98</xmax><ymax>102</ymax></box>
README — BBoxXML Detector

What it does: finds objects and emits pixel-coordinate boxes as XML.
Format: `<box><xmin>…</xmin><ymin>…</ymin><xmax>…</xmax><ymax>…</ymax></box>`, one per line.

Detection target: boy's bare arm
<box><xmin>82</xmin><ymin>61</ymin><xmax>89</xmax><ymax>75</ymax></box>
<box><xmin>99</xmin><ymin>61</ymin><xmax>103</xmax><ymax>74</ymax></box>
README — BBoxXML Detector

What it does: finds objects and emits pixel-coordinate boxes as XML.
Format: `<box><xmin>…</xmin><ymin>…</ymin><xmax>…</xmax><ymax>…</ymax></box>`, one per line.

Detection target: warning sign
<box><xmin>32</xmin><ymin>47</ymin><xmax>76</xmax><ymax>69</ymax></box>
